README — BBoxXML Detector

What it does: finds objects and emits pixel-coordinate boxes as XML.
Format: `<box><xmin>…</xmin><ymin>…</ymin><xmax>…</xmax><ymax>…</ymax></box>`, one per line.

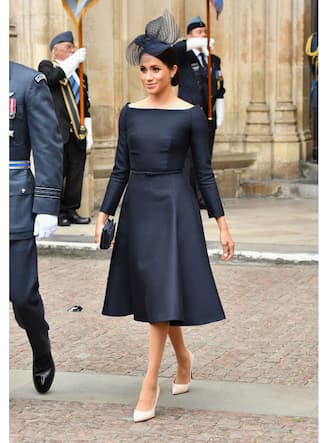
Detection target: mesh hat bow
<box><xmin>126</xmin><ymin>9</ymin><xmax>180</xmax><ymax>65</ymax></box>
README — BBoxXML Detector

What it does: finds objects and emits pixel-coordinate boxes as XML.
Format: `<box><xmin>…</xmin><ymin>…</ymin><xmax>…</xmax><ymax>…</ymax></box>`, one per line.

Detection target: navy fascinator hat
<box><xmin>126</xmin><ymin>9</ymin><xmax>180</xmax><ymax>65</ymax></box>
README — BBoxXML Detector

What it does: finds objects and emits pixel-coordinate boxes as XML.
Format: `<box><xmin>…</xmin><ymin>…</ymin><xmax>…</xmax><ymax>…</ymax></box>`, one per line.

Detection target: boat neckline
<box><xmin>127</xmin><ymin>104</ymin><xmax>195</xmax><ymax>111</ymax></box>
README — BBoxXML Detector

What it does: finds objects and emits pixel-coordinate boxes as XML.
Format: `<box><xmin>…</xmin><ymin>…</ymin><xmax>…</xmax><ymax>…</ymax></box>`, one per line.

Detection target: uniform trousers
<box><xmin>61</xmin><ymin>132</ymin><xmax>86</xmax><ymax>213</ymax></box>
<box><xmin>10</xmin><ymin>237</ymin><xmax>50</xmax><ymax>359</ymax></box>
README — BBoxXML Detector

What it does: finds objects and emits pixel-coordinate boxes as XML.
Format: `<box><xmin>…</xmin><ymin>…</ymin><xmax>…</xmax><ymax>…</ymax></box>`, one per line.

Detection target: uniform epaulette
<box><xmin>34</xmin><ymin>73</ymin><xmax>46</xmax><ymax>83</ymax></box>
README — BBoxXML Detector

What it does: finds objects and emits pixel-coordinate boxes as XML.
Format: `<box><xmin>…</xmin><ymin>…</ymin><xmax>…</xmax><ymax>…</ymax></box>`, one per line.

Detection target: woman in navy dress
<box><xmin>95</xmin><ymin>10</ymin><xmax>234</xmax><ymax>422</ymax></box>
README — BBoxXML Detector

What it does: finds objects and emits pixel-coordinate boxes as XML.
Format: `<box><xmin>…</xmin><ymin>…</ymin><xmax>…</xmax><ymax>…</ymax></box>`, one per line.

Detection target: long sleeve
<box><xmin>100</xmin><ymin>105</ymin><xmax>130</xmax><ymax>214</ymax></box>
<box><xmin>25</xmin><ymin>75</ymin><xmax>63</xmax><ymax>215</ymax></box>
<box><xmin>173</xmin><ymin>40</ymin><xmax>188</xmax><ymax>63</ymax></box>
<box><xmin>38</xmin><ymin>60</ymin><xmax>66</xmax><ymax>86</ymax></box>
<box><xmin>189</xmin><ymin>106</ymin><xmax>224</xmax><ymax>218</ymax></box>
<box><xmin>39</xmin><ymin>60</ymin><xmax>90</xmax><ymax>116</ymax></box>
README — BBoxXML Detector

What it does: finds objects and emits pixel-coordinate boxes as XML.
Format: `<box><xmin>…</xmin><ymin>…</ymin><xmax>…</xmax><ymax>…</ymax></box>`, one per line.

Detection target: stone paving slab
<box><xmin>10</xmin><ymin>370</ymin><xmax>318</xmax><ymax>418</ymax></box>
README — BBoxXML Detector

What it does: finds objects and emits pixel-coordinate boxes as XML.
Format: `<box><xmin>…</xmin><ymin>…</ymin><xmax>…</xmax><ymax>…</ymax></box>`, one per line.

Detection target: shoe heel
<box><xmin>172</xmin><ymin>350</ymin><xmax>194</xmax><ymax>395</ymax></box>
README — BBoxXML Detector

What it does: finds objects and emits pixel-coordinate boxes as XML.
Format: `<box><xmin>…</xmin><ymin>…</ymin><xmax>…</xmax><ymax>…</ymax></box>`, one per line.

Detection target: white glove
<box><xmin>186</xmin><ymin>37</ymin><xmax>215</xmax><ymax>53</ymax></box>
<box><xmin>84</xmin><ymin>117</ymin><xmax>93</xmax><ymax>152</ymax></box>
<box><xmin>34</xmin><ymin>214</ymin><xmax>58</xmax><ymax>239</ymax></box>
<box><xmin>57</xmin><ymin>48</ymin><xmax>87</xmax><ymax>77</ymax></box>
<box><xmin>215</xmin><ymin>98</ymin><xmax>224</xmax><ymax>127</ymax></box>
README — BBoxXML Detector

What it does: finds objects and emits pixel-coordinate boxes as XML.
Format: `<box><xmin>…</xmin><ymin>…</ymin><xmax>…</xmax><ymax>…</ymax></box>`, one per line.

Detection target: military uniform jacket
<box><xmin>9</xmin><ymin>61</ymin><xmax>63</xmax><ymax>240</ymax></box>
<box><xmin>173</xmin><ymin>40</ymin><xmax>225</xmax><ymax>128</ymax></box>
<box><xmin>38</xmin><ymin>60</ymin><xmax>91</xmax><ymax>147</ymax></box>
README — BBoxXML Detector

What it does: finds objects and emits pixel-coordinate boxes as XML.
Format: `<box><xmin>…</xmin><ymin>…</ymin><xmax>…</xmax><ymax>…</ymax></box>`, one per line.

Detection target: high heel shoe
<box><xmin>133</xmin><ymin>385</ymin><xmax>160</xmax><ymax>423</ymax></box>
<box><xmin>172</xmin><ymin>350</ymin><xmax>194</xmax><ymax>395</ymax></box>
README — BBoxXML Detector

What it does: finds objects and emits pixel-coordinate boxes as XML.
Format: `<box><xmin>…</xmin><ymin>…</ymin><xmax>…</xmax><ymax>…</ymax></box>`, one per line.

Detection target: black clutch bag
<box><xmin>99</xmin><ymin>218</ymin><xmax>116</xmax><ymax>249</ymax></box>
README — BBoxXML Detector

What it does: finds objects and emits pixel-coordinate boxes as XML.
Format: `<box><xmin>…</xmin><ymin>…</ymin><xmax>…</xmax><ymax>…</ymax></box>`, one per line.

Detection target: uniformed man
<box><xmin>38</xmin><ymin>31</ymin><xmax>93</xmax><ymax>226</ymax></box>
<box><xmin>305</xmin><ymin>31</ymin><xmax>318</xmax><ymax>113</ymax></box>
<box><xmin>173</xmin><ymin>16</ymin><xmax>225</xmax><ymax>208</ymax></box>
<box><xmin>9</xmin><ymin>61</ymin><xmax>63</xmax><ymax>393</ymax></box>
<box><xmin>305</xmin><ymin>31</ymin><xmax>318</xmax><ymax>162</ymax></box>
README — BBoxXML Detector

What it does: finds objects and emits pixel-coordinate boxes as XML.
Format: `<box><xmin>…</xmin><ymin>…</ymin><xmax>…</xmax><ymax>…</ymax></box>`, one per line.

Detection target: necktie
<box><xmin>69</xmin><ymin>74</ymin><xmax>80</xmax><ymax>104</ymax></box>
<box><xmin>199</xmin><ymin>52</ymin><xmax>207</xmax><ymax>69</ymax></box>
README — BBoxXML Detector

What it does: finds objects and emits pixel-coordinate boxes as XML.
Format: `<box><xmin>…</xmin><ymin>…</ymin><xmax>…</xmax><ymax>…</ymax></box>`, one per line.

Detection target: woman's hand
<box><xmin>216</xmin><ymin>216</ymin><xmax>235</xmax><ymax>261</ymax></box>
<box><xmin>95</xmin><ymin>211</ymin><xmax>109</xmax><ymax>245</ymax></box>
<box><xmin>220</xmin><ymin>230</ymin><xmax>234</xmax><ymax>261</ymax></box>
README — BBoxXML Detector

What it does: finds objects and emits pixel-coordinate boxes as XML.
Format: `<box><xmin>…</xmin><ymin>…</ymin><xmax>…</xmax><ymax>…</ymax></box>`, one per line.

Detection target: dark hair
<box><xmin>156</xmin><ymin>47</ymin><xmax>179</xmax><ymax>86</ymax></box>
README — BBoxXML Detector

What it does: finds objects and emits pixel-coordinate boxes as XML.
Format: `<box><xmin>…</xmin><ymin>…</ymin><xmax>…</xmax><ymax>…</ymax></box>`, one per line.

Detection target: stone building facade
<box><xmin>9</xmin><ymin>0</ymin><xmax>316</xmax><ymax>216</ymax></box>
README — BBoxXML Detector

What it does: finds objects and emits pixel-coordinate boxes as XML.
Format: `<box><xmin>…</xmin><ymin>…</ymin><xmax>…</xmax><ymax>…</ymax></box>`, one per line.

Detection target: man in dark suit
<box><xmin>173</xmin><ymin>16</ymin><xmax>225</xmax><ymax>208</ymax></box>
<box><xmin>38</xmin><ymin>31</ymin><xmax>93</xmax><ymax>226</ymax></box>
<box><xmin>9</xmin><ymin>61</ymin><xmax>63</xmax><ymax>393</ymax></box>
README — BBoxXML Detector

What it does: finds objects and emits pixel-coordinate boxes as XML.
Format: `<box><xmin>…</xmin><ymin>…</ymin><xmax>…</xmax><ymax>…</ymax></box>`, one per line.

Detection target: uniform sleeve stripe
<box><xmin>34</xmin><ymin>194</ymin><xmax>59</xmax><ymax>199</ymax></box>
<box><xmin>34</xmin><ymin>187</ymin><xmax>62</xmax><ymax>199</ymax></box>
<box><xmin>35</xmin><ymin>186</ymin><xmax>62</xmax><ymax>192</ymax></box>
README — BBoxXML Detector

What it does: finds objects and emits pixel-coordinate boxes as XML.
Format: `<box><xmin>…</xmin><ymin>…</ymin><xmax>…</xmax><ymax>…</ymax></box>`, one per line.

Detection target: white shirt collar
<box><xmin>192</xmin><ymin>49</ymin><xmax>207</xmax><ymax>67</ymax></box>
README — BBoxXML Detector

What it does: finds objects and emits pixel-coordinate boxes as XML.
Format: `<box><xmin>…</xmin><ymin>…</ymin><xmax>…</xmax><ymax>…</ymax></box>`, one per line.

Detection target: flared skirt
<box><xmin>102</xmin><ymin>172</ymin><xmax>225</xmax><ymax>326</ymax></box>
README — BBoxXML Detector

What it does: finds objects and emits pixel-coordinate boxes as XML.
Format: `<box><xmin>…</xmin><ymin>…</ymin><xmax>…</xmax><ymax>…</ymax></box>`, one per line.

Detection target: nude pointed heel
<box><xmin>133</xmin><ymin>385</ymin><xmax>160</xmax><ymax>423</ymax></box>
<box><xmin>172</xmin><ymin>350</ymin><xmax>194</xmax><ymax>395</ymax></box>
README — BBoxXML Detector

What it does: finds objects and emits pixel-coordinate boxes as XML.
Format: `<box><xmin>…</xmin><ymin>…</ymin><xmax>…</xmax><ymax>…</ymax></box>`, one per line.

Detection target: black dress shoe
<box><xmin>33</xmin><ymin>354</ymin><xmax>55</xmax><ymax>394</ymax></box>
<box><xmin>58</xmin><ymin>215</ymin><xmax>71</xmax><ymax>226</ymax></box>
<box><xmin>67</xmin><ymin>210</ymin><xmax>91</xmax><ymax>224</ymax></box>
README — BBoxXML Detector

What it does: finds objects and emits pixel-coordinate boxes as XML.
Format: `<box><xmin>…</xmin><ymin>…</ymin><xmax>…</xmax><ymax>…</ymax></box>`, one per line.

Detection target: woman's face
<box><xmin>139</xmin><ymin>53</ymin><xmax>177</xmax><ymax>95</ymax></box>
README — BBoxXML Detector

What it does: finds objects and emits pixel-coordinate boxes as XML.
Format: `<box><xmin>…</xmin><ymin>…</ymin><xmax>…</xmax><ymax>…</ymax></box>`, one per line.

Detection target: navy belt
<box><xmin>131</xmin><ymin>169</ymin><xmax>182</xmax><ymax>176</ymax></box>
<box><xmin>9</xmin><ymin>160</ymin><xmax>31</xmax><ymax>169</ymax></box>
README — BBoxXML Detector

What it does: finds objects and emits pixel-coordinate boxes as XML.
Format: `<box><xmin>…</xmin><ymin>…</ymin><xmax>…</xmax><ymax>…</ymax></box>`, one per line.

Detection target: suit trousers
<box><xmin>10</xmin><ymin>237</ymin><xmax>51</xmax><ymax>359</ymax></box>
<box><xmin>61</xmin><ymin>132</ymin><xmax>86</xmax><ymax>213</ymax></box>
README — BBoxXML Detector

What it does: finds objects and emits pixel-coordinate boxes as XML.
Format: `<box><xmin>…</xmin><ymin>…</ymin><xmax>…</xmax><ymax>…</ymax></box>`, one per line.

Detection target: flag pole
<box><xmin>78</xmin><ymin>18</ymin><xmax>85</xmax><ymax>129</ymax></box>
<box><xmin>206</xmin><ymin>0</ymin><xmax>213</xmax><ymax>121</ymax></box>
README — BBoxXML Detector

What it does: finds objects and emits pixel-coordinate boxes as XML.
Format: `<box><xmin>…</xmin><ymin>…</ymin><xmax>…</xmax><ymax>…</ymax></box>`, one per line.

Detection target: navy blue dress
<box><xmin>100</xmin><ymin>103</ymin><xmax>225</xmax><ymax>325</ymax></box>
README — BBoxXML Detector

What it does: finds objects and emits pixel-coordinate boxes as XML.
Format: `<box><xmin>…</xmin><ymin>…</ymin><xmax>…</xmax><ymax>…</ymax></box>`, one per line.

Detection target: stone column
<box><xmin>244</xmin><ymin>0</ymin><xmax>272</xmax><ymax>180</ymax></box>
<box><xmin>79</xmin><ymin>0</ymin><xmax>121</xmax><ymax>214</ymax></box>
<box><xmin>215</xmin><ymin>0</ymin><xmax>247</xmax><ymax>152</ymax></box>
<box><xmin>29</xmin><ymin>0</ymin><xmax>50</xmax><ymax>69</ymax></box>
<box><xmin>10</xmin><ymin>0</ymin><xmax>51</xmax><ymax>68</ymax></box>
<box><xmin>9</xmin><ymin>0</ymin><xmax>32</xmax><ymax>65</ymax></box>
<box><xmin>9</xmin><ymin>22</ymin><xmax>18</xmax><ymax>62</ymax></box>
<box><xmin>48</xmin><ymin>0</ymin><xmax>69</xmax><ymax>44</ymax></box>
<box><xmin>272</xmin><ymin>0</ymin><xmax>300</xmax><ymax>179</ymax></box>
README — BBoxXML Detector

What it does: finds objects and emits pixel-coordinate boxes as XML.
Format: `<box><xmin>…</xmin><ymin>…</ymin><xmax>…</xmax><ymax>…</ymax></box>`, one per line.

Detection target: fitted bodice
<box><xmin>126</xmin><ymin>107</ymin><xmax>193</xmax><ymax>172</ymax></box>
<box><xmin>100</xmin><ymin>103</ymin><xmax>224</xmax><ymax>218</ymax></box>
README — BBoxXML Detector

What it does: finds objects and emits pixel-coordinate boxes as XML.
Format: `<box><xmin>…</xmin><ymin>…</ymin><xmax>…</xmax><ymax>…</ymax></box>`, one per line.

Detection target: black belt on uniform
<box><xmin>131</xmin><ymin>169</ymin><xmax>182</xmax><ymax>176</ymax></box>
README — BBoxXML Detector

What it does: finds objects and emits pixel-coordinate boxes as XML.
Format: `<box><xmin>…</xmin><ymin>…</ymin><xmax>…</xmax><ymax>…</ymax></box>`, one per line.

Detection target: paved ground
<box><xmin>10</xmin><ymin>258</ymin><xmax>318</xmax><ymax>442</ymax></box>
<box><xmin>9</xmin><ymin>197</ymin><xmax>319</xmax><ymax>442</ymax></box>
